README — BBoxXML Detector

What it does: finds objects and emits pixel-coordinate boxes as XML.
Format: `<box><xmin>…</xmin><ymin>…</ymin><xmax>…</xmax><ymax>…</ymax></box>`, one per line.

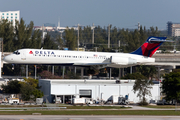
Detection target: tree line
<box><xmin>1</xmin><ymin>18</ymin><xmax>180</xmax><ymax>104</ymax></box>
<box><xmin>0</xmin><ymin>18</ymin><xmax>62</xmax><ymax>52</ymax></box>
<box><xmin>65</xmin><ymin>25</ymin><xmax>162</xmax><ymax>52</ymax></box>
<box><xmin>0</xmin><ymin>18</ymin><xmax>169</xmax><ymax>53</ymax></box>
<box><xmin>0</xmin><ymin>18</ymin><xmax>170</xmax><ymax>77</ymax></box>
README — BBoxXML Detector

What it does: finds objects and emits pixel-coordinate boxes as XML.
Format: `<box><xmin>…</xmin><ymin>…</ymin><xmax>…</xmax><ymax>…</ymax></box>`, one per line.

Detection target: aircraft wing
<box><xmin>73</xmin><ymin>62</ymin><xmax>111</xmax><ymax>66</ymax></box>
<box><xmin>73</xmin><ymin>55</ymin><xmax>138</xmax><ymax>67</ymax></box>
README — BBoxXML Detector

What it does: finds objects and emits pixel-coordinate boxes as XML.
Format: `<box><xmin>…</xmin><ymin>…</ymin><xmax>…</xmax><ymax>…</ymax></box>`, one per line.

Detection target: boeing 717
<box><xmin>3</xmin><ymin>36</ymin><xmax>167</xmax><ymax>68</ymax></box>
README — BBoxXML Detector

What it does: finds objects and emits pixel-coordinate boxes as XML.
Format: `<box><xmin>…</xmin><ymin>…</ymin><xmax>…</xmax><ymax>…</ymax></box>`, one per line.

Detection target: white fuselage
<box><xmin>3</xmin><ymin>49</ymin><xmax>155</xmax><ymax>68</ymax></box>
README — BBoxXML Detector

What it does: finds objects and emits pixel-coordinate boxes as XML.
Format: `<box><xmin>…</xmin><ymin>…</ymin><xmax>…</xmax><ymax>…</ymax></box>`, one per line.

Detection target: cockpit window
<box><xmin>13</xmin><ymin>51</ymin><xmax>20</xmax><ymax>55</ymax></box>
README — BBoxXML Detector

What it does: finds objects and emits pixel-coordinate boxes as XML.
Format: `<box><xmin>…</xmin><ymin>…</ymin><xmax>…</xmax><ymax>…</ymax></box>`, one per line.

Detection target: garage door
<box><xmin>79</xmin><ymin>90</ymin><xmax>92</xmax><ymax>98</ymax></box>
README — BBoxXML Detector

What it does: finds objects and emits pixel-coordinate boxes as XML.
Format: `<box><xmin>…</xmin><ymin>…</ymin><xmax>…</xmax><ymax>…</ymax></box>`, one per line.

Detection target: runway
<box><xmin>0</xmin><ymin>115</ymin><xmax>180</xmax><ymax>120</ymax></box>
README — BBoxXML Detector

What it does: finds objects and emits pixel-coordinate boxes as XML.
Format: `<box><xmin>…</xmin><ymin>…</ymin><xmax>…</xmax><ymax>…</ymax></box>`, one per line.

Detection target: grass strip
<box><xmin>0</xmin><ymin>105</ymin><xmax>130</xmax><ymax>109</ymax></box>
<box><xmin>0</xmin><ymin>110</ymin><xmax>180</xmax><ymax>115</ymax></box>
<box><xmin>0</xmin><ymin>105</ymin><xmax>46</xmax><ymax>107</ymax></box>
<box><xmin>142</xmin><ymin>105</ymin><xmax>180</xmax><ymax>109</ymax></box>
<box><xmin>59</xmin><ymin>106</ymin><xmax>130</xmax><ymax>109</ymax></box>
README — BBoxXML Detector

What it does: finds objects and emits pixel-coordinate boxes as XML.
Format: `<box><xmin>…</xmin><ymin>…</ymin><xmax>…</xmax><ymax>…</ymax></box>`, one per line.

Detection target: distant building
<box><xmin>167</xmin><ymin>21</ymin><xmax>180</xmax><ymax>36</ymax></box>
<box><xmin>33</xmin><ymin>26</ymin><xmax>43</xmax><ymax>30</ymax></box>
<box><xmin>44</xmin><ymin>23</ymin><xmax>56</xmax><ymax>27</ymax></box>
<box><xmin>33</xmin><ymin>26</ymin><xmax>55</xmax><ymax>31</ymax></box>
<box><xmin>0</xmin><ymin>10</ymin><xmax>20</xmax><ymax>27</ymax></box>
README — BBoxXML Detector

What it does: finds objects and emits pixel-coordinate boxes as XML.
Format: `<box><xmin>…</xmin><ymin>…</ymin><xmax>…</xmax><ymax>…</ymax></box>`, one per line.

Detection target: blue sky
<box><xmin>1</xmin><ymin>0</ymin><xmax>180</xmax><ymax>30</ymax></box>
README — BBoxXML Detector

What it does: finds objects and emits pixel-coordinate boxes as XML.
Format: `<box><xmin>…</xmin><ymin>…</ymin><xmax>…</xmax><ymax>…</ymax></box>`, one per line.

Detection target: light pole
<box><xmin>77</xmin><ymin>24</ymin><xmax>79</xmax><ymax>51</ymax></box>
<box><xmin>0</xmin><ymin>38</ymin><xmax>3</xmax><ymax>79</ymax></box>
<box><xmin>101</xmin><ymin>92</ymin><xmax>103</xmax><ymax>105</ymax></box>
<box><xmin>0</xmin><ymin>38</ymin><xmax>3</xmax><ymax>55</ymax></box>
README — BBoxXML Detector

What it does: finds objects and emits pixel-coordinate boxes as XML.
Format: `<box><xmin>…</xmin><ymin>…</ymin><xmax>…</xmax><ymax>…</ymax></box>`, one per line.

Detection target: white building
<box><xmin>39</xmin><ymin>79</ymin><xmax>160</xmax><ymax>104</ymax></box>
<box><xmin>0</xmin><ymin>10</ymin><xmax>20</xmax><ymax>26</ymax></box>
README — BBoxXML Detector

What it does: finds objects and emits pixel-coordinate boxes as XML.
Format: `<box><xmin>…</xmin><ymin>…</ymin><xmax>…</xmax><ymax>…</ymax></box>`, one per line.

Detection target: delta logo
<box><xmin>35</xmin><ymin>51</ymin><xmax>55</xmax><ymax>55</ymax></box>
<box><xmin>29</xmin><ymin>51</ymin><xmax>33</xmax><ymax>54</ymax></box>
<box><xmin>29</xmin><ymin>50</ymin><xmax>55</xmax><ymax>55</ymax></box>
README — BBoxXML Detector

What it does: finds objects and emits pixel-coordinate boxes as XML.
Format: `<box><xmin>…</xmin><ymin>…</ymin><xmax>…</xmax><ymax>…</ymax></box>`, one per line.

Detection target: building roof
<box><xmin>39</xmin><ymin>79</ymin><xmax>135</xmax><ymax>85</ymax></box>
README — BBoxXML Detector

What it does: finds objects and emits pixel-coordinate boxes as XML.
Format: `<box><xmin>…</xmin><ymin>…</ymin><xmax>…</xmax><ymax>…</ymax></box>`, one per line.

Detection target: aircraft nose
<box><xmin>3</xmin><ymin>56</ymin><xmax>13</xmax><ymax>63</ymax></box>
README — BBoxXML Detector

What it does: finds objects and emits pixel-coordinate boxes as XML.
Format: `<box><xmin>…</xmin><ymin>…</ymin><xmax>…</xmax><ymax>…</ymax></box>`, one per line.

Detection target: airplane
<box><xmin>3</xmin><ymin>36</ymin><xmax>168</xmax><ymax>68</ymax></box>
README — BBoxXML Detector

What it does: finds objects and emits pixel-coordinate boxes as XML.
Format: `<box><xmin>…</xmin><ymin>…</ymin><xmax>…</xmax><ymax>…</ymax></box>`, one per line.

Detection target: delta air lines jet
<box><xmin>3</xmin><ymin>37</ymin><xmax>167</xmax><ymax>68</ymax></box>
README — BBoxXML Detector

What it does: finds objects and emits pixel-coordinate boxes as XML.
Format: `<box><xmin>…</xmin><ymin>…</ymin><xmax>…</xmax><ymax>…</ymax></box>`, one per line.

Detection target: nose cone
<box><xmin>3</xmin><ymin>55</ymin><xmax>13</xmax><ymax>63</ymax></box>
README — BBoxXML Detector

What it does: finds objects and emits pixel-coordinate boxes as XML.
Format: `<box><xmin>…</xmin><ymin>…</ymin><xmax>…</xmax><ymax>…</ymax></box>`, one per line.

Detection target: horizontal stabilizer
<box><xmin>148</xmin><ymin>39</ymin><xmax>173</xmax><ymax>43</ymax></box>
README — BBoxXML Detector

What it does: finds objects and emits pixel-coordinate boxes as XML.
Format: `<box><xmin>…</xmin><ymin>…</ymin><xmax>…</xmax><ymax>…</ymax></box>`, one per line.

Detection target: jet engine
<box><xmin>110</xmin><ymin>56</ymin><xmax>137</xmax><ymax>65</ymax></box>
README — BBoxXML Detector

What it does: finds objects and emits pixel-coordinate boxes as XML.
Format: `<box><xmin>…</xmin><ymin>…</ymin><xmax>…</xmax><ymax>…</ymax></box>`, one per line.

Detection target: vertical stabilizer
<box><xmin>131</xmin><ymin>36</ymin><xmax>167</xmax><ymax>57</ymax></box>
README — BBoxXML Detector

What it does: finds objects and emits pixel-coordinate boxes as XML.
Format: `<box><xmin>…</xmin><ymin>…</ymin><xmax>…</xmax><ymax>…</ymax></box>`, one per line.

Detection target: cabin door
<box><xmin>21</xmin><ymin>51</ymin><xmax>26</xmax><ymax>60</ymax></box>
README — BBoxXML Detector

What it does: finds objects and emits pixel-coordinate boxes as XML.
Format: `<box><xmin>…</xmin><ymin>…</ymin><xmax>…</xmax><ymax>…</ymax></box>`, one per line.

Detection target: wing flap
<box><xmin>73</xmin><ymin>63</ymin><xmax>111</xmax><ymax>66</ymax></box>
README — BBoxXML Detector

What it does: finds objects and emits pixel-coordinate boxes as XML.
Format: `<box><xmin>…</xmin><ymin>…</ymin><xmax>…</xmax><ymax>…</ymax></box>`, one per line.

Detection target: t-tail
<box><xmin>131</xmin><ymin>36</ymin><xmax>167</xmax><ymax>57</ymax></box>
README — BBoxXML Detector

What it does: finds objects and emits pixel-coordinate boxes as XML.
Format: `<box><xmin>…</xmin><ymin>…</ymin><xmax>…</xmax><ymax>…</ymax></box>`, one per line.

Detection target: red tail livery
<box><xmin>131</xmin><ymin>37</ymin><xmax>167</xmax><ymax>57</ymax></box>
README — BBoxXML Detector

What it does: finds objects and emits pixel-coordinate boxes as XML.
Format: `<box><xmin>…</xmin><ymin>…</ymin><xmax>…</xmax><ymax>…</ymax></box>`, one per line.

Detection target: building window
<box><xmin>7</xmin><ymin>13</ymin><xmax>9</xmax><ymax>15</ymax></box>
<box><xmin>11</xmin><ymin>13</ymin><xmax>13</xmax><ymax>15</ymax></box>
<box><xmin>7</xmin><ymin>17</ymin><xmax>9</xmax><ymax>19</ymax></box>
<box><xmin>15</xmin><ymin>17</ymin><xmax>17</xmax><ymax>19</ymax></box>
<box><xmin>2</xmin><ymin>16</ymin><xmax>4</xmax><ymax>19</ymax></box>
<box><xmin>15</xmin><ymin>13</ymin><xmax>17</xmax><ymax>15</ymax></box>
<box><xmin>11</xmin><ymin>17</ymin><xmax>13</xmax><ymax>18</ymax></box>
<box><xmin>2</xmin><ymin>13</ymin><xmax>4</xmax><ymax>15</ymax></box>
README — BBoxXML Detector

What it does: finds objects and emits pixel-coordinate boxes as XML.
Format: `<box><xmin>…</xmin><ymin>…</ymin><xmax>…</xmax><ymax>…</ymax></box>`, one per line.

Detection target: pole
<box><xmin>81</xmin><ymin>67</ymin><xmax>84</xmax><ymax>79</ymax></box>
<box><xmin>35</xmin><ymin>65</ymin><xmax>37</xmax><ymax>79</ymax></box>
<box><xmin>62</xmin><ymin>66</ymin><xmax>65</xmax><ymax>78</ymax></box>
<box><xmin>92</xmin><ymin>23</ymin><xmax>94</xmax><ymax>44</ymax></box>
<box><xmin>0</xmin><ymin>38</ymin><xmax>3</xmax><ymax>56</ymax></box>
<box><xmin>110</xmin><ymin>68</ymin><xmax>111</xmax><ymax>80</ymax></box>
<box><xmin>52</xmin><ymin>66</ymin><xmax>54</xmax><ymax>75</ymax></box>
<box><xmin>138</xmin><ymin>22</ymin><xmax>140</xmax><ymax>31</ymax></box>
<box><xmin>0</xmin><ymin>38</ymin><xmax>3</xmax><ymax>78</ymax></box>
<box><xmin>26</xmin><ymin>65</ymin><xmax>28</xmax><ymax>78</ymax></box>
<box><xmin>119</xmin><ymin>68</ymin><xmax>121</xmax><ymax>79</ymax></box>
<box><xmin>1</xmin><ymin>39</ymin><xmax>3</xmax><ymax>56</ymax></box>
<box><xmin>118</xmin><ymin>40</ymin><xmax>120</xmax><ymax>47</ymax></box>
<box><xmin>122</xmin><ymin>68</ymin><xmax>124</xmax><ymax>77</ymax></box>
<box><xmin>78</xmin><ymin>24</ymin><xmax>79</xmax><ymax>51</ymax></box>
<box><xmin>108</xmin><ymin>24</ymin><xmax>110</xmax><ymax>48</ymax></box>
<box><xmin>158</xmin><ymin>67</ymin><xmax>160</xmax><ymax>81</ymax></box>
<box><xmin>94</xmin><ymin>47</ymin><xmax>97</xmax><ymax>52</ymax></box>
<box><xmin>42</xmin><ymin>24</ymin><xmax>44</xmax><ymax>44</ymax></box>
<box><xmin>74</xmin><ymin>67</ymin><xmax>76</xmax><ymax>76</ymax></box>
<box><xmin>130</xmin><ymin>66</ymin><xmax>132</xmax><ymax>74</ymax></box>
<box><xmin>0</xmin><ymin>52</ymin><xmax>1</xmax><ymax>78</ymax></box>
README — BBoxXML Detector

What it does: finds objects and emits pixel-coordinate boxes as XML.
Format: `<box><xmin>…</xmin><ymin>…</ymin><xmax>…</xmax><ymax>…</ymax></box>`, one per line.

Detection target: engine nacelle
<box><xmin>111</xmin><ymin>56</ymin><xmax>137</xmax><ymax>65</ymax></box>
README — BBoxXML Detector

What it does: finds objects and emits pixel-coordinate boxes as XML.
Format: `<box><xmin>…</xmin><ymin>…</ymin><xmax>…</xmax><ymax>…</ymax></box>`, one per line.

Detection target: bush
<box><xmin>39</xmin><ymin>70</ymin><xmax>62</xmax><ymax>79</ymax></box>
<box><xmin>138</xmin><ymin>100</ymin><xmax>149</xmax><ymax>106</ymax></box>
